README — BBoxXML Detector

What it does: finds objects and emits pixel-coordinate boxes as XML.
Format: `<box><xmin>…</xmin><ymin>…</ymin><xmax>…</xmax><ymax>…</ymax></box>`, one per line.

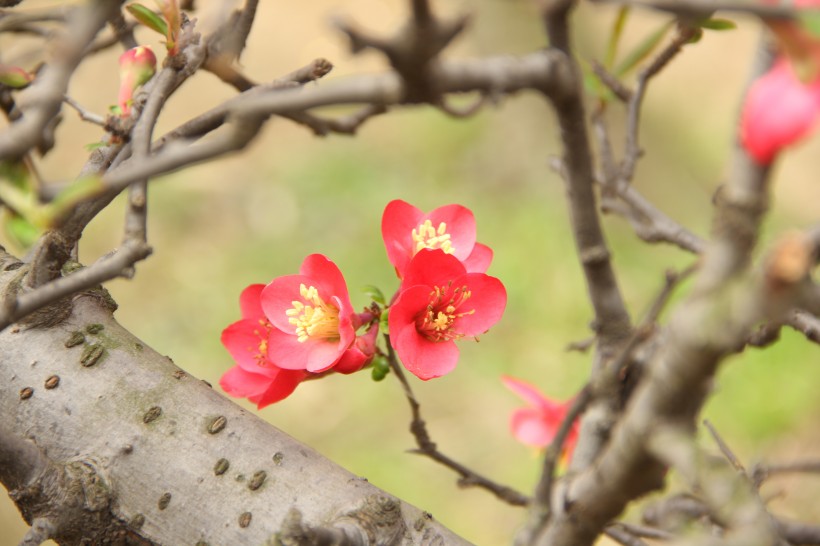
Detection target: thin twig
<box><xmin>621</xmin><ymin>24</ymin><xmax>699</xmax><ymax>183</ymax></box>
<box><xmin>62</xmin><ymin>95</ymin><xmax>105</xmax><ymax>126</ymax></box>
<box><xmin>604</xmin><ymin>526</ymin><xmax>650</xmax><ymax>546</ymax></box>
<box><xmin>384</xmin><ymin>336</ymin><xmax>530</xmax><ymax>507</ymax></box>
<box><xmin>703</xmin><ymin>419</ymin><xmax>747</xmax><ymax>475</ymax></box>
<box><xmin>610</xmin><ymin>521</ymin><xmax>675</xmax><ymax>541</ymax></box>
<box><xmin>532</xmin><ymin>384</ymin><xmax>592</xmax><ymax>513</ymax></box>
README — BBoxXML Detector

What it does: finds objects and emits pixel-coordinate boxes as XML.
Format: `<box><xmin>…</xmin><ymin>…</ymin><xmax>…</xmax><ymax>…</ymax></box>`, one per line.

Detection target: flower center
<box><xmin>411</xmin><ymin>219</ymin><xmax>454</xmax><ymax>255</ymax></box>
<box><xmin>252</xmin><ymin>318</ymin><xmax>272</xmax><ymax>366</ymax></box>
<box><xmin>416</xmin><ymin>284</ymin><xmax>475</xmax><ymax>342</ymax></box>
<box><xmin>286</xmin><ymin>284</ymin><xmax>341</xmax><ymax>343</ymax></box>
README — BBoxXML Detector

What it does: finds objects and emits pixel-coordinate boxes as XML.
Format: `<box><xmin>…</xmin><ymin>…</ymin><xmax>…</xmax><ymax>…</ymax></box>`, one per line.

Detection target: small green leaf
<box><xmin>581</xmin><ymin>59</ymin><xmax>615</xmax><ymax>103</ymax></box>
<box><xmin>362</xmin><ymin>285</ymin><xmax>386</xmax><ymax>306</ymax></box>
<box><xmin>798</xmin><ymin>11</ymin><xmax>820</xmax><ymax>39</ymax></box>
<box><xmin>126</xmin><ymin>3</ymin><xmax>168</xmax><ymax>37</ymax></box>
<box><xmin>41</xmin><ymin>175</ymin><xmax>104</xmax><ymax>226</ymax></box>
<box><xmin>614</xmin><ymin>21</ymin><xmax>674</xmax><ymax>78</ymax></box>
<box><xmin>4</xmin><ymin>212</ymin><xmax>40</xmax><ymax>250</ymax></box>
<box><xmin>85</xmin><ymin>141</ymin><xmax>106</xmax><ymax>152</ymax></box>
<box><xmin>699</xmin><ymin>18</ymin><xmax>736</xmax><ymax>31</ymax></box>
<box><xmin>370</xmin><ymin>355</ymin><xmax>390</xmax><ymax>382</ymax></box>
<box><xmin>605</xmin><ymin>7</ymin><xmax>630</xmax><ymax>69</ymax></box>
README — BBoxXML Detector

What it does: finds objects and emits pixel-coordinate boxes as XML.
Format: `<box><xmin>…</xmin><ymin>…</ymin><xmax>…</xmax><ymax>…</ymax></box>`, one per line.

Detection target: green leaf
<box><xmin>126</xmin><ymin>3</ymin><xmax>168</xmax><ymax>37</ymax></box>
<box><xmin>4</xmin><ymin>212</ymin><xmax>40</xmax><ymax>250</ymax></box>
<box><xmin>614</xmin><ymin>21</ymin><xmax>674</xmax><ymax>78</ymax></box>
<box><xmin>370</xmin><ymin>355</ymin><xmax>390</xmax><ymax>382</ymax></box>
<box><xmin>362</xmin><ymin>285</ymin><xmax>386</xmax><ymax>306</ymax></box>
<box><xmin>41</xmin><ymin>175</ymin><xmax>104</xmax><ymax>226</ymax></box>
<box><xmin>605</xmin><ymin>7</ymin><xmax>630</xmax><ymax>69</ymax></box>
<box><xmin>581</xmin><ymin>59</ymin><xmax>615</xmax><ymax>103</ymax></box>
<box><xmin>85</xmin><ymin>141</ymin><xmax>106</xmax><ymax>152</ymax></box>
<box><xmin>699</xmin><ymin>18</ymin><xmax>737</xmax><ymax>31</ymax></box>
<box><xmin>798</xmin><ymin>11</ymin><xmax>820</xmax><ymax>39</ymax></box>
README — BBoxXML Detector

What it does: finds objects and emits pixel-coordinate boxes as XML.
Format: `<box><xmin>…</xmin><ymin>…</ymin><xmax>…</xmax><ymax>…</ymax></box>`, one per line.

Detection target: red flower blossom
<box><xmin>219</xmin><ymin>284</ymin><xmax>308</xmax><ymax>408</ymax></box>
<box><xmin>381</xmin><ymin>199</ymin><xmax>493</xmax><ymax>279</ymax></box>
<box><xmin>260</xmin><ymin>254</ymin><xmax>357</xmax><ymax>373</ymax></box>
<box><xmin>502</xmin><ymin>376</ymin><xmax>578</xmax><ymax>459</ymax></box>
<box><xmin>388</xmin><ymin>249</ymin><xmax>506</xmax><ymax>380</ymax></box>
<box><xmin>740</xmin><ymin>0</ymin><xmax>820</xmax><ymax>164</ymax></box>
<box><xmin>741</xmin><ymin>58</ymin><xmax>820</xmax><ymax>164</ymax></box>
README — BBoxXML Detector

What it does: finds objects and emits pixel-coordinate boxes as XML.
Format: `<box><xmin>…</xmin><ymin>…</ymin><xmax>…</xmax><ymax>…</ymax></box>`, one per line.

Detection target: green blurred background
<box><xmin>2</xmin><ymin>1</ymin><xmax>819</xmax><ymax>544</ymax></box>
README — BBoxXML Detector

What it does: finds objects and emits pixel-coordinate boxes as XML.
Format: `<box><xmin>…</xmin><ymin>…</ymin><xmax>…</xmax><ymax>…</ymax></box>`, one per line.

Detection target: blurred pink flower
<box><xmin>381</xmin><ymin>199</ymin><xmax>492</xmax><ymax>279</ymax></box>
<box><xmin>740</xmin><ymin>0</ymin><xmax>820</xmax><ymax>164</ymax></box>
<box><xmin>502</xmin><ymin>376</ymin><xmax>578</xmax><ymax>459</ymax></box>
<box><xmin>741</xmin><ymin>58</ymin><xmax>820</xmax><ymax>164</ymax></box>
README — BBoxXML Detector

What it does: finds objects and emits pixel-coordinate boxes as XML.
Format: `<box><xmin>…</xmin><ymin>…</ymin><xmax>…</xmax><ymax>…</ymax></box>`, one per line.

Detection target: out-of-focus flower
<box><xmin>388</xmin><ymin>249</ymin><xmax>506</xmax><ymax>380</ymax></box>
<box><xmin>261</xmin><ymin>254</ymin><xmax>357</xmax><ymax>373</ymax></box>
<box><xmin>219</xmin><ymin>284</ymin><xmax>308</xmax><ymax>408</ymax></box>
<box><xmin>740</xmin><ymin>1</ymin><xmax>820</xmax><ymax>164</ymax></box>
<box><xmin>741</xmin><ymin>58</ymin><xmax>820</xmax><ymax>164</ymax></box>
<box><xmin>381</xmin><ymin>199</ymin><xmax>492</xmax><ymax>279</ymax></box>
<box><xmin>117</xmin><ymin>46</ymin><xmax>156</xmax><ymax>116</ymax></box>
<box><xmin>502</xmin><ymin>376</ymin><xmax>579</xmax><ymax>459</ymax></box>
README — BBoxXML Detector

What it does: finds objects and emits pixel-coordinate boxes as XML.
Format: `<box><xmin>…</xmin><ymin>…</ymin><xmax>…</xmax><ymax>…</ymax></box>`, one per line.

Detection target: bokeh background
<box><xmin>2</xmin><ymin>1</ymin><xmax>819</xmax><ymax>544</ymax></box>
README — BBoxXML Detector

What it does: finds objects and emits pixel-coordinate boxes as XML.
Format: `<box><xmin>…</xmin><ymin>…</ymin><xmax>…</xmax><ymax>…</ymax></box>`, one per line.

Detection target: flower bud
<box><xmin>117</xmin><ymin>46</ymin><xmax>157</xmax><ymax>116</ymax></box>
<box><xmin>0</xmin><ymin>65</ymin><xmax>34</xmax><ymax>88</ymax></box>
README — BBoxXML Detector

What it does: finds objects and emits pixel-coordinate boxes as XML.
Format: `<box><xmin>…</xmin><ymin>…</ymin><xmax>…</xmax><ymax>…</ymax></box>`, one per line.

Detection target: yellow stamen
<box><xmin>411</xmin><ymin>219</ymin><xmax>454</xmax><ymax>255</ymax></box>
<box><xmin>416</xmin><ymin>285</ymin><xmax>476</xmax><ymax>342</ymax></box>
<box><xmin>286</xmin><ymin>283</ymin><xmax>341</xmax><ymax>343</ymax></box>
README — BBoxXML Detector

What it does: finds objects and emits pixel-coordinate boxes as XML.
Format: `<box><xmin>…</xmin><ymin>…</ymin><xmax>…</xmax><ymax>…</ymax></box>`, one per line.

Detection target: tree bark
<box><xmin>0</xmin><ymin>264</ymin><xmax>470</xmax><ymax>545</ymax></box>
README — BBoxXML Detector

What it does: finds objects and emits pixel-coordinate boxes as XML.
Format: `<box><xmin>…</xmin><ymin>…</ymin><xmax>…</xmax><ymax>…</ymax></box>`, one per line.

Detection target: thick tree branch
<box><xmin>0</xmin><ymin>266</ymin><xmax>471</xmax><ymax>545</ymax></box>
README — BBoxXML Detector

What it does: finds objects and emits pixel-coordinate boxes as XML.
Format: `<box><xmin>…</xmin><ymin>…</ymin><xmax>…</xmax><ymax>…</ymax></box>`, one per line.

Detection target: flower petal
<box><xmin>401</xmin><ymin>249</ymin><xmax>467</xmax><ymax>291</ymax></box>
<box><xmin>261</xmin><ymin>274</ymin><xmax>314</xmax><ymax>334</ymax></box>
<box><xmin>219</xmin><ymin>365</ymin><xmax>271</xmax><ymax>398</ymax></box>
<box><xmin>423</xmin><ymin>204</ymin><xmax>477</xmax><ymax>262</ymax></box>
<box><xmin>741</xmin><ymin>58</ymin><xmax>820</xmax><ymax>164</ymax></box>
<box><xmin>382</xmin><ymin>200</ymin><xmax>424</xmax><ymax>277</ymax></box>
<box><xmin>249</xmin><ymin>369</ymin><xmax>308</xmax><ymax>408</ymax></box>
<box><xmin>266</xmin><ymin>327</ymin><xmax>346</xmax><ymax>372</ymax></box>
<box><xmin>451</xmin><ymin>273</ymin><xmax>506</xmax><ymax>336</ymax></box>
<box><xmin>463</xmin><ymin>242</ymin><xmax>493</xmax><ymax>273</ymax></box>
<box><xmin>238</xmin><ymin>284</ymin><xmax>266</xmax><ymax>321</ymax></box>
<box><xmin>299</xmin><ymin>254</ymin><xmax>353</xmax><ymax>310</ymax></box>
<box><xmin>510</xmin><ymin>407</ymin><xmax>559</xmax><ymax>447</ymax></box>
<box><xmin>221</xmin><ymin>319</ymin><xmax>277</xmax><ymax>377</ymax></box>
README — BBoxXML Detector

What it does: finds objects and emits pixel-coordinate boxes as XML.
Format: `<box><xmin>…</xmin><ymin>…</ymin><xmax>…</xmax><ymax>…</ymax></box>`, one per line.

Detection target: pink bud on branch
<box><xmin>117</xmin><ymin>46</ymin><xmax>157</xmax><ymax>116</ymax></box>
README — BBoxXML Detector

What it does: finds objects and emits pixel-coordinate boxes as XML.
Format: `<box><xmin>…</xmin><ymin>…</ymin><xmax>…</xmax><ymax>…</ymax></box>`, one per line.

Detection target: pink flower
<box><xmin>388</xmin><ymin>249</ymin><xmax>506</xmax><ymax>380</ymax></box>
<box><xmin>219</xmin><ymin>284</ymin><xmax>308</xmax><ymax>408</ymax></box>
<box><xmin>261</xmin><ymin>254</ymin><xmax>357</xmax><ymax>373</ymax></box>
<box><xmin>740</xmin><ymin>1</ymin><xmax>820</xmax><ymax>164</ymax></box>
<box><xmin>740</xmin><ymin>58</ymin><xmax>820</xmax><ymax>164</ymax></box>
<box><xmin>502</xmin><ymin>376</ymin><xmax>578</xmax><ymax>458</ymax></box>
<box><xmin>117</xmin><ymin>46</ymin><xmax>156</xmax><ymax>116</ymax></box>
<box><xmin>381</xmin><ymin>199</ymin><xmax>493</xmax><ymax>279</ymax></box>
